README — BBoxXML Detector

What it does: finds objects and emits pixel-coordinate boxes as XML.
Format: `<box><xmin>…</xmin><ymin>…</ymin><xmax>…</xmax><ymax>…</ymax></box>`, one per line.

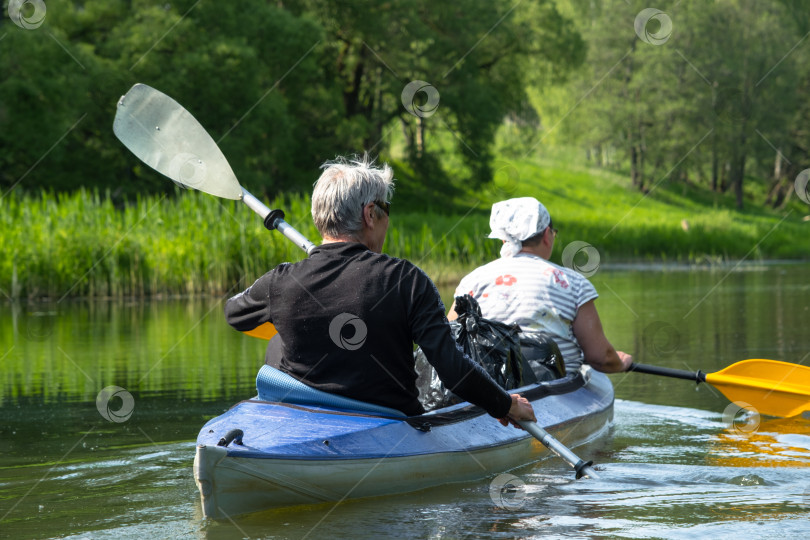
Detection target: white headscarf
<box><xmin>488</xmin><ymin>197</ymin><xmax>551</xmax><ymax>258</ymax></box>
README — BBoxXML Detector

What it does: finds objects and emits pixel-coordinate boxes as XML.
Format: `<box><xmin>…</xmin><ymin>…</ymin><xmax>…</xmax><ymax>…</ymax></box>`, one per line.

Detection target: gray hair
<box><xmin>311</xmin><ymin>155</ymin><xmax>395</xmax><ymax>239</ymax></box>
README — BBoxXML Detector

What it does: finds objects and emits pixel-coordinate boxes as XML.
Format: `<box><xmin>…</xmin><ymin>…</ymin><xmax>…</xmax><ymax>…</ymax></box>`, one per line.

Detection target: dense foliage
<box><xmin>3</xmin><ymin>158</ymin><xmax>805</xmax><ymax>300</ymax></box>
<box><xmin>531</xmin><ymin>0</ymin><xmax>810</xmax><ymax>209</ymax></box>
<box><xmin>3</xmin><ymin>1</ymin><xmax>807</xmax><ymax>209</ymax></box>
<box><xmin>2</xmin><ymin>1</ymin><xmax>807</xmax><ymax>300</ymax></box>
<box><xmin>0</xmin><ymin>0</ymin><xmax>582</xmax><ymax>197</ymax></box>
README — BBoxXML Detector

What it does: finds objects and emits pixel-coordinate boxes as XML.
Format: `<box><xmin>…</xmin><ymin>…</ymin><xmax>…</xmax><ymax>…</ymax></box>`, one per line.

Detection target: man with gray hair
<box><xmin>225</xmin><ymin>156</ymin><xmax>536</xmax><ymax>425</ymax></box>
<box><xmin>449</xmin><ymin>196</ymin><xmax>632</xmax><ymax>374</ymax></box>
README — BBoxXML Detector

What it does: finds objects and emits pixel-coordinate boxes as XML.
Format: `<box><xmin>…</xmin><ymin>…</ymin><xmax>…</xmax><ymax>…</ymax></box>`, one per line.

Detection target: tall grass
<box><xmin>1</xmin><ymin>189</ymin><xmax>314</xmax><ymax>299</ymax></box>
<box><xmin>0</xmin><ymin>189</ymin><xmax>496</xmax><ymax>299</ymax></box>
<box><xmin>2</xmin><ymin>156</ymin><xmax>807</xmax><ymax>300</ymax></box>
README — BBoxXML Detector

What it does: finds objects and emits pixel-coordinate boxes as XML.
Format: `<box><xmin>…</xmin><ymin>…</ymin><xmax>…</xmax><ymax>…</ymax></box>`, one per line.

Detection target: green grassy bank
<box><xmin>2</xmin><ymin>157</ymin><xmax>807</xmax><ymax>299</ymax></box>
<box><xmin>475</xmin><ymin>156</ymin><xmax>808</xmax><ymax>261</ymax></box>
<box><xmin>0</xmin><ymin>189</ymin><xmax>501</xmax><ymax>299</ymax></box>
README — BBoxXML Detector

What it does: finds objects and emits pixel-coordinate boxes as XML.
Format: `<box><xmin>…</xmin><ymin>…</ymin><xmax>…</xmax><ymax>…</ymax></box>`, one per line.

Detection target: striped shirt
<box><xmin>454</xmin><ymin>253</ymin><xmax>598</xmax><ymax>372</ymax></box>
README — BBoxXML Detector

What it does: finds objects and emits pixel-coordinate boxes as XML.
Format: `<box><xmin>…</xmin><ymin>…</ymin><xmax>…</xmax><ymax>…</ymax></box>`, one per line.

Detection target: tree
<box><xmin>102</xmin><ymin>0</ymin><xmax>331</xmax><ymax>194</ymax></box>
<box><xmin>0</xmin><ymin>0</ymin><xmax>122</xmax><ymax>193</ymax></box>
<box><xmin>0</xmin><ymin>0</ymin><xmax>335</xmax><ymax>196</ymax></box>
<box><xmin>1</xmin><ymin>0</ymin><xmax>587</xmax><ymax>198</ymax></box>
<box><xmin>551</xmin><ymin>0</ymin><xmax>803</xmax><ymax>209</ymax></box>
<box><xmin>765</xmin><ymin>0</ymin><xmax>810</xmax><ymax>208</ymax></box>
<box><xmin>287</xmin><ymin>0</ymin><xmax>585</xmax><ymax>190</ymax></box>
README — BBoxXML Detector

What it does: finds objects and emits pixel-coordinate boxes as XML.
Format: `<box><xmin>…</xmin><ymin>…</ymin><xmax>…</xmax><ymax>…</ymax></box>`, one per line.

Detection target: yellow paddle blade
<box><xmin>242</xmin><ymin>322</ymin><xmax>278</xmax><ymax>340</ymax></box>
<box><xmin>705</xmin><ymin>359</ymin><xmax>810</xmax><ymax>418</ymax></box>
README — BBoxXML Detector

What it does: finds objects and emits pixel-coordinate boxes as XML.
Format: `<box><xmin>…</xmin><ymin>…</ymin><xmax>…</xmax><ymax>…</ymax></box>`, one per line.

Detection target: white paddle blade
<box><xmin>113</xmin><ymin>83</ymin><xmax>243</xmax><ymax>200</ymax></box>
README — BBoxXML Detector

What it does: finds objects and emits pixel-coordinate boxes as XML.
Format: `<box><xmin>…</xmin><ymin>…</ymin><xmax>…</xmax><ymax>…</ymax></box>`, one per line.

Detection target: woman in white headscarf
<box><xmin>448</xmin><ymin>197</ymin><xmax>632</xmax><ymax>374</ymax></box>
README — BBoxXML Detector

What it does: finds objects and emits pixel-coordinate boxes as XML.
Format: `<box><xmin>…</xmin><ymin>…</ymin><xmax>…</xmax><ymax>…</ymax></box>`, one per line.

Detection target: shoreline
<box><xmin>4</xmin><ymin>178</ymin><xmax>807</xmax><ymax>300</ymax></box>
<box><xmin>5</xmin><ymin>258</ymin><xmax>808</xmax><ymax>302</ymax></box>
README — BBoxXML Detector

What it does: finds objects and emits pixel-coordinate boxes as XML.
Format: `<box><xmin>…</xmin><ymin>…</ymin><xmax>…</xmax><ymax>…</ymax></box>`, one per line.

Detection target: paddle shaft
<box><xmin>241</xmin><ymin>188</ymin><xmax>315</xmax><ymax>255</ymax></box>
<box><xmin>517</xmin><ymin>420</ymin><xmax>599</xmax><ymax>479</ymax></box>
<box><xmin>630</xmin><ymin>359</ymin><xmax>810</xmax><ymax>418</ymax></box>
<box><xmin>630</xmin><ymin>362</ymin><xmax>707</xmax><ymax>383</ymax></box>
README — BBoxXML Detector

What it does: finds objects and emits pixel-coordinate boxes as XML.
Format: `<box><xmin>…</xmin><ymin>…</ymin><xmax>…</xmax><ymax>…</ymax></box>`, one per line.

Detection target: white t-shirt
<box><xmin>454</xmin><ymin>253</ymin><xmax>598</xmax><ymax>371</ymax></box>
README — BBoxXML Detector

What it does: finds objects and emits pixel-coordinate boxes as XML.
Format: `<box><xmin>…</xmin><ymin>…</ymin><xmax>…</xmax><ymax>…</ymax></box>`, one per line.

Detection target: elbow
<box><xmin>223</xmin><ymin>297</ymin><xmax>240</xmax><ymax>326</ymax></box>
<box><xmin>223</xmin><ymin>293</ymin><xmax>259</xmax><ymax>331</ymax></box>
<box><xmin>585</xmin><ymin>348</ymin><xmax>622</xmax><ymax>373</ymax></box>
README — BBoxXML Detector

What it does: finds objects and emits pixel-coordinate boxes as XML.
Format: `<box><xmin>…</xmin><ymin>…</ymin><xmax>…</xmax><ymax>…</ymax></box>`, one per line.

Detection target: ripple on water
<box><xmin>518</xmin><ymin>462</ymin><xmax>810</xmax><ymax>537</ymax></box>
<box><xmin>510</xmin><ymin>400</ymin><xmax>810</xmax><ymax>538</ymax></box>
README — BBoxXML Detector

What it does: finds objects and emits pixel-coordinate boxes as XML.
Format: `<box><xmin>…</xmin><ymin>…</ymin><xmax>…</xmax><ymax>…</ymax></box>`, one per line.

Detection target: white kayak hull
<box><xmin>194</xmin><ymin>367</ymin><xmax>613</xmax><ymax>519</ymax></box>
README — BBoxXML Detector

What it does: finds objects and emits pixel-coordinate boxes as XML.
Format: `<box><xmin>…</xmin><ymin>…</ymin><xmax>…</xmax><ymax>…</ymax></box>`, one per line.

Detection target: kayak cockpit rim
<box><xmin>222</xmin><ymin>367</ymin><xmax>592</xmax><ymax>429</ymax></box>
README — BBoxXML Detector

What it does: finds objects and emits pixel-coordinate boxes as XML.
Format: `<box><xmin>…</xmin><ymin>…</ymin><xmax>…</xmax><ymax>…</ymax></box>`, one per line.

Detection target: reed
<box><xmin>1</xmin><ymin>189</ymin><xmax>312</xmax><ymax>299</ymax></box>
<box><xmin>2</xmin><ymin>158</ymin><xmax>806</xmax><ymax>300</ymax></box>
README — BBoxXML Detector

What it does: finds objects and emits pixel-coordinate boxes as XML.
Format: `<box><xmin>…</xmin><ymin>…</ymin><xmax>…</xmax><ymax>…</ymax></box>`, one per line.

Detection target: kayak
<box><xmin>193</xmin><ymin>364</ymin><xmax>614</xmax><ymax>519</ymax></box>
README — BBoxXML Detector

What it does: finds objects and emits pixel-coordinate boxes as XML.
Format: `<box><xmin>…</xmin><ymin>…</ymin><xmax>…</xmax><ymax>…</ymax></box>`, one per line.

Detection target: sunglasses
<box><xmin>373</xmin><ymin>200</ymin><xmax>390</xmax><ymax>216</ymax></box>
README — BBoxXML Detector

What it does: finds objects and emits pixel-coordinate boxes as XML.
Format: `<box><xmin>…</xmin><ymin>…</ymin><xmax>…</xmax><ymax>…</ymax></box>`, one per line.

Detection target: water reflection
<box><xmin>1</xmin><ymin>299</ymin><xmax>265</xmax><ymax>404</ymax></box>
<box><xmin>1</xmin><ymin>263</ymin><xmax>809</xmax><ymax>538</ymax></box>
<box><xmin>709</xmin><ymin>414</ymin><xmax>810</xmax><ymax>468</ymax></box>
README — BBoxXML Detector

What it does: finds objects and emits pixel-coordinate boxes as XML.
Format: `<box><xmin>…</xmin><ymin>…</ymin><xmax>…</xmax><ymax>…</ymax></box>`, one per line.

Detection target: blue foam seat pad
<box><xmin>256</xmin><ymin>365</ymin><xmax>406</xmax><ymax>417</ymax></box>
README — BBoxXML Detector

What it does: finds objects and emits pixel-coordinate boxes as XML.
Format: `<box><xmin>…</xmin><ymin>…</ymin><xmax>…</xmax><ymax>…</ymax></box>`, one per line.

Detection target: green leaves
<box><xmin>550</xmin><ymin>0</ymin><xmax>809</xmax><ymax>210</ymax></box>
<box><xmin>1</xmin><ymin>0</ymin><xmax>584</xmax><ymax>198</ymax></box>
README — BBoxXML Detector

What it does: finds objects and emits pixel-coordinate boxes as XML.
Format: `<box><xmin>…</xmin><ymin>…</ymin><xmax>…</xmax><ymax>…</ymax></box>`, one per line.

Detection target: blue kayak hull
<box><xmin>194</xmin><ymin>367</ymin><xmax>614</xmax><ymax>519</ymax></box>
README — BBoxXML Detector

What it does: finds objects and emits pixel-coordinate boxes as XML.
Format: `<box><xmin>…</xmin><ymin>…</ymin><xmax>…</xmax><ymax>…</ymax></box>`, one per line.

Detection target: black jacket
<box><xmin>224</xmin><ymin>242</ymin><xmax>512</xmax><ymax>417</ymax></box>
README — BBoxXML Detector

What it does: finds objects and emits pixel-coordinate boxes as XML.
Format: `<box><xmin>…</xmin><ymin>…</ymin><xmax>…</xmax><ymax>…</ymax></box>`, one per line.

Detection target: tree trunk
<box><xmin>366</xmin><ymin>66</ymin><xmax>384</xmax><ymax>150</ymax></box>
<box><xmin>711</xmin><ymin>131</ymin><xmax>719</xmax><ymax>191</ymax></box>
<box><xmin>415</xmin><ymin>116</ymin><xmax>424</xmax><ymax>159</ymax></box>
<box><xmin>732</xmin><ymin>122</ymin><xmax>750</xmax><ymax>209</ymax></box>
<box><xmin>766</xmin><ymin>178</ymin><xmax>789</xmax><ymax>208</ymax></box>
<box><xmin>765</xmin><ymin>148</ymin><xmax>783</xmax><ymax>208</ymax></box>
<box><xmin>733</xmin><ymin>152</ymin><xmax>746</xmax><ymax>209</ymax></box>
<box><xmin>630</xmin><ymin>143</ymin><xmax>641</xmax><ymax>190</ymax></box>
<box><xmin>638</xmin><ymin>144</ymin><xmax>645</xmax><ymax>191</ymax></box>
<box><xmin>766</xmin><ymin>148</ymin><xmax>800</xmax><ymax>209</ymax></box>
<box><xmin>773</xmin><ymin>147</ymin><xmax>783</xmax><ymax>179</ymax></box>
<box><xmin>343</xmin><ymin>56</ymin><xmax>365</xmax><ymax>117</ymax></box>
<box><xmin>401</xmin><ymin>118</ymin><xmax>415</xmax><ymax>151</ymax></box>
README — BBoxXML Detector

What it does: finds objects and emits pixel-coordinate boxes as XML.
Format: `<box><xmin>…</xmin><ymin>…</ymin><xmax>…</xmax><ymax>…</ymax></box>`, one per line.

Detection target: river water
<box><xmin>1</xmin><ymin>262</ymin><xmax>809</xmax><ymax>539</ymax></box>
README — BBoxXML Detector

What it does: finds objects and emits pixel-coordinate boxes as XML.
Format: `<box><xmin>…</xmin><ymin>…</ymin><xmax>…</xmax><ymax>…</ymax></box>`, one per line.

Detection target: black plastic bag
<box><xmin>519</xmin><ymin>331</ymin><xmax>566</xmax><ymax>381</ymax></box>
<box><xmin>451</xmin><ymin>294</ymin><xmax>525</xmax><ymax>390</ymax></box>
<box><xmin>415</xmin><ymin>295</ymin><xmax>530</xmax><ymax>410</ymax></box>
